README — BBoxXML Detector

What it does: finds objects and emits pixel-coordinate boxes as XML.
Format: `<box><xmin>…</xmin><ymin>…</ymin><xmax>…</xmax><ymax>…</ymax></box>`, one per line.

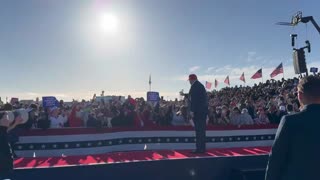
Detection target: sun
<box><xmin>100</xmin><ymin>13</ymin><xmax>119</xmax><ymax>34</ymax></box>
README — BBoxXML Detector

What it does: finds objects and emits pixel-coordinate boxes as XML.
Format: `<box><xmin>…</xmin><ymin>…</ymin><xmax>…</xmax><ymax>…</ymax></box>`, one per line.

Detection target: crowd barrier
<box><xmin>15</xmin><ymin>125</ymin><xmax>278</xmax><ymax>157</ymax></box>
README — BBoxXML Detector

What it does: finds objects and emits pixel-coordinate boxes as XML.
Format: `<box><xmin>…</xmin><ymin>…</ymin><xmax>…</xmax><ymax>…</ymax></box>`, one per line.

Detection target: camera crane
<box><xmin>276</xmin><ymin>11</ymin><xmax>320</xmax><ymax>34</ymax></box>
<box><xmin>276</xmin><ymin>12</ymin><xmax>320</xmax><ymax>76</ymax></box>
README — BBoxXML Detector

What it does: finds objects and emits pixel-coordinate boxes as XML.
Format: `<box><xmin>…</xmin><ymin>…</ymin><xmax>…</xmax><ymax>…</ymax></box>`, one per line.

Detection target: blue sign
<box><xmin>310</xmin><ymin>67</ymin><xmax>318</xmax><ymax>73</ymax></box>
<box><xmin>42</xmin><ymin>96</ymin><xmax>59</xmax><ymax>108</ymax></box>
<box><xmin>147</xmin><ymin>92</ymin><xmax>160</xmax><ymax>102</ymax></box>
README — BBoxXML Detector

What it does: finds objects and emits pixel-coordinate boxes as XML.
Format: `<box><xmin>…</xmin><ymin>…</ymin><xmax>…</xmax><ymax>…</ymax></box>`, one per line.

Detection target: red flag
<box><xmin>251</xmin><ymin>69</ymin><xmax>262</xmax><ymax>79</ymax></box>
<box><xmin>240</xmin><ymin>72</ymin><xmax>245</xmax><ymax>83</ymax></box>
<box><xmin>270</xmin><ymin>63</ymin><xmax>283</xmax><ymax>78</ymax></box>
<box><xmin>214</xmin><ymin>79</ymin><xmax>218</xmax><ymax>88</ymax></box>
<box><xmin>205</xmin><ymin>81</ymin><xmax>212</xmax><ymax>89</ymax></box>
<box><xmin>224</xmin><ymin>76</ymin><xmax>230</xmax><ymax>85</ymax></box>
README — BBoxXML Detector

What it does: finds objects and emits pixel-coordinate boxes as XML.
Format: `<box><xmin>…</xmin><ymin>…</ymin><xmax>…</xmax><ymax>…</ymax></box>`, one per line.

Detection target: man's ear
<box><xmin>297</xmin><ymin>91</ymin><xmax>305</xmax><ymax>104</ymax></box>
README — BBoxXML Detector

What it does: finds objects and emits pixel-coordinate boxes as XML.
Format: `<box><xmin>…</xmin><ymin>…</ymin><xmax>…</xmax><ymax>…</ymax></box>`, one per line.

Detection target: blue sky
<box><xmin>0</xmin><ymin>0</ymin><xmax>319</xmax><ymax>101</ymax></box>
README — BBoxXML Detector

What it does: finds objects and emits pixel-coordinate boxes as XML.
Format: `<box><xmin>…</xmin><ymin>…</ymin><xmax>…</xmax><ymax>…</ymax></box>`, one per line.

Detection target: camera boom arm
<box><xmin>300</xmin><ymin>16</ymin><xmax>320</xmax><ymax>35</ymax></box>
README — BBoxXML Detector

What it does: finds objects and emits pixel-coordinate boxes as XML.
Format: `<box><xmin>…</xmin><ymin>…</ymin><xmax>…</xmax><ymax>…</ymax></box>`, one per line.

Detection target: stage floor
<box><xmin>14</xmin><ymin>146</ymin><xmax>271</xmax><ymax>169</ymax></box>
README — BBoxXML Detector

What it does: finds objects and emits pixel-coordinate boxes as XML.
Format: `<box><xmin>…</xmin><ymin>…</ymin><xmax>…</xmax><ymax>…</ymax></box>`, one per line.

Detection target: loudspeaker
<box><xmin>293</xmin><ymin>49</ymin><xmax>307</xmax><ymax>74</ymax></box>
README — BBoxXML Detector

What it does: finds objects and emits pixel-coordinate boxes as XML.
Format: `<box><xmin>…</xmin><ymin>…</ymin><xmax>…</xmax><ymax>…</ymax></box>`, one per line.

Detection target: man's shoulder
<box><xmin>191</xmin><ymin>81</ymin><xmax>202</xmax><ymax>90</ymax></box>
<box><xmin>196</xmin><ymin>81</ymin><xmax>206</xmax><ymax>89</ymax></box>
<box><xmin>281</xmin><ymin>110</ymin><xmax>307</xmax><ymax>126</ymax></box>
<box><xmin>194</xmin><ymin>80</ymin><xmax>202</xmax><ymax>86</ymax></box>
<box><xmin>283</xmin><ymin>111</ymin><xmax>301</xmax><ymax>119</ymax></box>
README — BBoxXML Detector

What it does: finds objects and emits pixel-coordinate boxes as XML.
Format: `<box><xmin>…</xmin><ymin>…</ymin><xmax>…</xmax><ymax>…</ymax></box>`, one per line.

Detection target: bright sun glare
<box><xmin>100</xmin><ymin>13</ymin><xmax>119</xmax><ymax>34</ymax></box>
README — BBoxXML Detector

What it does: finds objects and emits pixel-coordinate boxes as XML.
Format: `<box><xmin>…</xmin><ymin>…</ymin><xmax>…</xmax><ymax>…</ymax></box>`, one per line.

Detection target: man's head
<box><xmin>241</xmin><ymin>108</ymin><xmax>248</xmax><ymax>114</ymax></box>
<box><xmin>188</xmin><ymin>74</ymin><xmax>198</xmax><ymax>85</ymax></box>
<box><xmin>297</xmin><ymin>76</ymin><xmax>320</xmax><ymax>105</ymax></box>
<box><xmin>232</xmin><ymin>107</ymin><xmax>241</xmax><ymax>115</ymax></box>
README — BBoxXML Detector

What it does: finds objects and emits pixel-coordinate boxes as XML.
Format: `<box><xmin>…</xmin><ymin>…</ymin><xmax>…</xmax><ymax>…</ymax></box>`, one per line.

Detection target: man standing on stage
<box><xmin>188</xmin><ymin>74</ymin><xmax>208</xmax><ymax>153</ymax></box>
<box><xmin>265</xmin><ymin>75</ymin><xmax>320</xmax><ymax>180</ymax></box>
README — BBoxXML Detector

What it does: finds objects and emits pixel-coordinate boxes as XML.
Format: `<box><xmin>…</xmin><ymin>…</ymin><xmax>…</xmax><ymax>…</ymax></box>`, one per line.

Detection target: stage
<box><xmin>11</xmin><ymin>125</ymin><xmax>276</xmax><ymax>180</ymax></box>
<box><xmin>14</xmin><ymin>146</ymin><xmax>270</xmax><ymax>180</ymax></box>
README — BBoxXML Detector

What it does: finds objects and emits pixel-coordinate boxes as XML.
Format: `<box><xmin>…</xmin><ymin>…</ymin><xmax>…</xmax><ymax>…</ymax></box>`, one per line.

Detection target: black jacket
<box><xmin>189</xmin><ymin>80</ymin><xmax>208</xmax><ymax>114</ymax></box>
<box><xmin>265</xmin><ymin>104</ymin><xmax>320</xmax><ymax>180</ymax></box>
<box><xmin>0</xmin><ymin>126</ymin><xmax>13</xmax><ymax>175</ymax></box>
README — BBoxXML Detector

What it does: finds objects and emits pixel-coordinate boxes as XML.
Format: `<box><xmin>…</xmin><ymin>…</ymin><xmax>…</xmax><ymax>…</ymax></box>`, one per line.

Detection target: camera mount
<box><xmin>276</xmin><ymin>11</ymin><xmax>320</xmax><ymax>35</ymax></box>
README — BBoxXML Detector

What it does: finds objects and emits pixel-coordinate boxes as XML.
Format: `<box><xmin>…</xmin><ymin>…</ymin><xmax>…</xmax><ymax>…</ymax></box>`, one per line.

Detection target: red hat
<box><xmin>188</xmin><ymin>74</ymin><xmax>198</xmax><ymax>81</ymax></box>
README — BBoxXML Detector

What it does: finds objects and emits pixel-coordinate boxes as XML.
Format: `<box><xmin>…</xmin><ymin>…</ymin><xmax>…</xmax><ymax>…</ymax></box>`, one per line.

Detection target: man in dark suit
<box><xmin>265</xmin><ymin>75</ymin><xmax>320</xmax><ymax>180</ymax></box>
<box><xmin>188</xmin><ymin>74</ymin><xmax>208</xmax><ymax>153</ymax></box>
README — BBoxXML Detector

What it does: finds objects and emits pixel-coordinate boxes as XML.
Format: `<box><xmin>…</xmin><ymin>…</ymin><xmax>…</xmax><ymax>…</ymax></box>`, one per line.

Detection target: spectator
<box><xmin>69</xmin><ymin>104</ymin><xmax>84</xmax><ymax>127</ymax></box>
<box><xmin>86</xmin><ymin>112</ymin><xmax>100</xmax><ymax>128</ymax></box>
<box><xmin>142</xmin><ymin>105</ymin><xmax>154</xmax><ymax>127</ymax></box>
<box><xmin>220</xmin><ymin>106</ymin><xmax>230</xmax><ymax>125</ymax></box>
<box><xmin>230</xmin><ymin>107</ymin><xmax>242</xmax><ymax>126</ymax></box>
<box><xmin>267</xmin><ymin>105</ymin><xmax>279</xmax><ymax>124</ymax></box>
<box><xmin>277</xmin><ymin>105</ymin><xmax>288</xmax><ymax>122</ymax></box>
<box><xmin>172</xmin><ymin>106</ymin><xmax>188</xmax><ymax>126</ymax></box>
<box><xmin>207</xmin><ymin>106</ymin><xmax>217</xmax><ymax>125</ymax></box>
<box><xmin>254</xmin><ymin>107</ymin><xmax>270</xmax><ymax>125</ymax></box>
<box><xmin>239</xmin><ymin>108</ymin><xmax>254</xmax><ymax>125</ymax></box>
<box><xmin>49</xmin><ymin>107</ymin><xmax>67</xmax><ymax>128</ymax></box>
<box><xmin>286</xmin><ymin>104</ymin><xmax>294</xmax><ymax>114</ymax></box>
<box><xmin>37</xmin><ymin>111</ymin><xmax>50</xmax><ymax>130</ymax></box>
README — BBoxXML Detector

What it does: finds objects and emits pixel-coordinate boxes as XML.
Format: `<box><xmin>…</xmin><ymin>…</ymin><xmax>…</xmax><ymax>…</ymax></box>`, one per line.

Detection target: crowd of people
<box><xmin>207</xmin><ymin>77</ymin><xmax>300</xmax><ymax>126</ymax></box>
<box><xmin>0</xmin><ymin>77</ymin><xmax>303</xmax><ymax>131</ymax></box>
<box><xmin>0</xmin><ymin>74</ymin><xmax>315</xmax><ymax>179</ymax></box>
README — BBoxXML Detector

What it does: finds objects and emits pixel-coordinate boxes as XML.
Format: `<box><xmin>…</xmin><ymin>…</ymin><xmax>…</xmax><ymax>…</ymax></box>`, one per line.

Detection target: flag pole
<box><xmin>261</xmin><ymin>68</ymin><xmax>263</xmax><ymax>84</ymax></box>
<box><xmin>149</xmin><ymin>74</ymin><xmax>151</xmax><ymax>91</ymax></box>
<box><xmin>283</xmin><ymin>64</ymin><xmax>285</xmax><ymax>79</ymax></box>
<box><xmin>243</xmin><ymin>73</ymin><xmax>245</xmax><ymax>87</ymax></box>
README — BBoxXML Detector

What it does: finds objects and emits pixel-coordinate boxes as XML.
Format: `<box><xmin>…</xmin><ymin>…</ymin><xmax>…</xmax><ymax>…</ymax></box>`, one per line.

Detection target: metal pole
<box><xmin>262</xmin><ymin>68</ymin><xmax>264</xmax><ymax>83</ymax></box>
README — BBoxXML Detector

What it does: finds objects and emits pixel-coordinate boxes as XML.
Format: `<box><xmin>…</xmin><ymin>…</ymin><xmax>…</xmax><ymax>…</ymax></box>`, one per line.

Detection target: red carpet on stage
<box><xmin>14</xmin><ymin>146</ymin><xmax>271</xmax><ymax>169</ymax></box>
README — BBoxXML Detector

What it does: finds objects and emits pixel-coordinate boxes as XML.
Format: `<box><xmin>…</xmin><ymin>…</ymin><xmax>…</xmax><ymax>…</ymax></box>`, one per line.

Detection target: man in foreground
<box><xmin>265</xmin><ymin>75</ymin><xmax>320</xmax><ymax>180</ymax></box>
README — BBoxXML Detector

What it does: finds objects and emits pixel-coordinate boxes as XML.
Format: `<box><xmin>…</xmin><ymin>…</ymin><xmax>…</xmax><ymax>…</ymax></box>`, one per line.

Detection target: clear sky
<box><xmin>0</xmin><ymin>0</ymin><xmax>319</xmax><ymax>101</ymax></box>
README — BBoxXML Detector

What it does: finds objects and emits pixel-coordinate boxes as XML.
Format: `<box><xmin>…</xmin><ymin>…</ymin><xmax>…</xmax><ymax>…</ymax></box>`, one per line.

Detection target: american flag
<box><xmin>270</xmin><ymin>63</ymin><xmax>283</xmax><ymax>78</ymax></box>
<box><xmin>224</xmin><ymin>76</ymin><xmax>230</xmax><ymax>86</ymax></box>
<box><xmin>215</xmin><ymin>79</ymin><xmax>218</xmax><ymax>88</ymax></box>
<box><xmin>240</xmin><ymin>72</ymin><xmax>245</xmax><ymax>83</ymax></box>
<box><xmin>205</xmin><ymin>81</ymin><xmax>212</xmax><ymax>89</ymax></box>
<box><xmin>251</xmin><ymin>69</ymin><xmax>262</xmax><ymax>79</ymax></box>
